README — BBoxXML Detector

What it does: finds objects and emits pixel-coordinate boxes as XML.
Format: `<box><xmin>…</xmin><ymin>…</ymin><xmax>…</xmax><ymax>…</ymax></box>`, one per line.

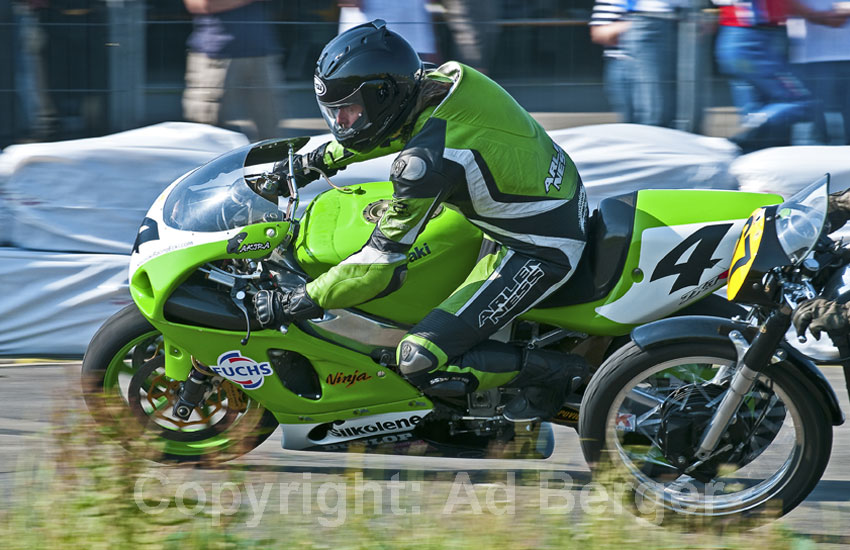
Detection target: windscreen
<box><xmin>775</xmin><ymin>174</ymin><xmax>829</xmax><ymax>264</ymax></box>
<box><xmin>162</xmin><ymin>146</ymin><xmax>282</xmax><ymax>232</ymax></box>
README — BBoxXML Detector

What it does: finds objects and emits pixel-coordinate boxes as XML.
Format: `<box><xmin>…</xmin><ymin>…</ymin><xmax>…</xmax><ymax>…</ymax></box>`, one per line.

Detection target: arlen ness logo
<box><xmin>544</xmin><ymin>142</ymin><xmax>566</xmax><ymax>193</ymax></box>
<box><xmin>212</xmin><ymin>351</ymin><xmax>274</xmax><ymax>390</ymax></box>
<box><xmin>479</xmin><ymin>260</ymin><xmax>545</xmax><ymax>328</ymax></box>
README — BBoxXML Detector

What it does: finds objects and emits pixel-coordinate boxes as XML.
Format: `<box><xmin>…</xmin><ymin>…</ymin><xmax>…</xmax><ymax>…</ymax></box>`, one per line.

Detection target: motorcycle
<box><xmin>579</xmin><ymin>174</ymin><xmax>846</xmax><ymax>524</ymax></box>
<box><xmin>81</xmin><ymin>136</ymin><xmax>781</xmax><ymax>463</ymax></box>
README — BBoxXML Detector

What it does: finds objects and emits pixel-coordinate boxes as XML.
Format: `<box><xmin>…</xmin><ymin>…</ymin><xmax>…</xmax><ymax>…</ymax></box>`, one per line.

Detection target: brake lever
<box><xmin>230</xmin><ymin>280</ymin><xmax>252</xmax><ymax>345</ymax></box>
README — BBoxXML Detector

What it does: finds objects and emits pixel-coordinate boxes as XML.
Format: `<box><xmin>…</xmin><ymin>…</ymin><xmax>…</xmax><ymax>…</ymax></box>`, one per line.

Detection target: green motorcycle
<box><xmin>81</xmin><ymin>137</ymin><xmax>780</xmax><ymax>463</ymax></box>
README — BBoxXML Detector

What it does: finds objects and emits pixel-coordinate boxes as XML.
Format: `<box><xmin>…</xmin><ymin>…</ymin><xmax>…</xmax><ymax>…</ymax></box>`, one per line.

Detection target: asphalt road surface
<box><xmin>1</xmin><ymin>361</ymin><xmax>849</xmax><ymax>545</ymax></box>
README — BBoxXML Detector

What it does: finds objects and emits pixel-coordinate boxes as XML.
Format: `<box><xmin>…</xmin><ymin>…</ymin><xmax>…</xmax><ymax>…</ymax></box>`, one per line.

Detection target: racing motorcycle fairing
<box><xmin>521</xmin><ymin>189</ymin><xmax>782</xmax><ymax>334</ymax></box>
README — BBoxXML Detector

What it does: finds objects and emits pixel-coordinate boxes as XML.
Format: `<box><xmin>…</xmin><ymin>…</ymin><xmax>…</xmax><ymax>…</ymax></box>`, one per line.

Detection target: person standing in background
<box><xmin>713</xmin><ymin>0</ymin><xmax>846</xmax><ymax>152</ymax></box>
<box><xmin>589</xmin><ymin>0</ymin><xmax>634</xmax><ymax>123</ymax></box>
<box><xmin>619</xmin><ymin>0</ymin><xmax>679</xmax><ymax>128</ymax></box>
<box><xmin>788</xmin><ymin>0</ymin><xmax>850</xmax><ymax>144</ymax></box>
<box><xmin>1</xmin><ymin>0</ymin><xmax>14</xmax><ymax>146</ymax></box>
<box><xmin>26</xmin><ymin>0</ymin><xmax>108</xmax><ymax>140</ymax></box>
<box><xmin>442</xmin><ymin>0</ymin><xmax>499</xmax><ymax>74</ymax></box>
<box><xmin>338</xmin><ymin>0</ymin><xmax>439</xmax><ymax>63</ymax></box>
<box><xmin>182</xmin><ymin>0</ymin><xmax>284</xmax><ymax>141</ymax></box>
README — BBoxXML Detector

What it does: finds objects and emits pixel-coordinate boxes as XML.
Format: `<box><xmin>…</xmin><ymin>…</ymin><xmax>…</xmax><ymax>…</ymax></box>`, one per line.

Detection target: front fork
<box><xmin>693</xmin><ymin>309</ymin><xmax>791</xmax><ymax>462</ymax></box>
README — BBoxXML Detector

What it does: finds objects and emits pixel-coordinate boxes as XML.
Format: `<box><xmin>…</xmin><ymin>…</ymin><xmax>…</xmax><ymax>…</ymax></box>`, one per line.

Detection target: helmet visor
<box><xmin>317</xmin><ymin>84</ymin><xmax>374</xmax><ymax>143</ymax></box>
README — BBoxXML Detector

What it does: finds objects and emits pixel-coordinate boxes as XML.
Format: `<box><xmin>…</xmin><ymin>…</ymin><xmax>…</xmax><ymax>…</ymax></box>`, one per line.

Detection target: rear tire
<box><xmin>82</xmin><ymin>304</ymin><xmax>278</xmax><ymax>464</ymax></box>
<box><xmin>579</xmin><ymin>340</ymin><xmax>832</xmax><ymax>526</ymax></box>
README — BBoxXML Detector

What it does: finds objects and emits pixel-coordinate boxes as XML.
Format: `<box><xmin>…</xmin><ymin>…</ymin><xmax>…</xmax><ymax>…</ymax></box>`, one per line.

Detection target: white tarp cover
<box><xmin>552</xmin><ymin>124</ymin><xmax>741</xmax><ymax>206</ymax></box>
<box><xmin>0</xmin><ymin>248</ymin><xmax>131</xmax><ymax>356</ymax></box>
<box><xmin>299</xmin><ymin>124</ymin><xmax>742</xmax><ymax>208</ymax></box>
<box><xmin>0</xmin><ymin>122</ymin><xmax>249</xmax><ymax>254</ymax></box>
<box><xmin>731</xmin><ymin>146</ymin><xmax>850</xmax><ymax>196</ymax></box>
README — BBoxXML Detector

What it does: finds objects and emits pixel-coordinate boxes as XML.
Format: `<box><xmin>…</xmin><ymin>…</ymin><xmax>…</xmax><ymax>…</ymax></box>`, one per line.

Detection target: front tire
<box><xmin>579</xmin><ymin>340</ymin><xmax>832</xmax><ymax>525</ymax></box>
<box><xmin>81</xmin><ymin>304</ymin><xmax>278</xmax><ymax>464</ymax></box>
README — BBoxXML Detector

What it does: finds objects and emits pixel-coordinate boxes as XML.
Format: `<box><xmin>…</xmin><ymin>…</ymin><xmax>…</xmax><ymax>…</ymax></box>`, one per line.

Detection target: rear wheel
<box><xmin>82</xmin><ymin>305</ymin><xmax>278</xmax><ymax>464</ymax></box>
<box><xmin>579</xmin><ymin>341</ymin><xmax>832</xmax><ymax>525</ymax></box>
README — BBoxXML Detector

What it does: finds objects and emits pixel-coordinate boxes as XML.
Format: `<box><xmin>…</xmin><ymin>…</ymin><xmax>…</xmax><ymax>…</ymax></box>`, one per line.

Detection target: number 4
<box><xmin>650</xmin><ymin>224</ymin><xmax>733</xmax><ymax>294</ymax></box>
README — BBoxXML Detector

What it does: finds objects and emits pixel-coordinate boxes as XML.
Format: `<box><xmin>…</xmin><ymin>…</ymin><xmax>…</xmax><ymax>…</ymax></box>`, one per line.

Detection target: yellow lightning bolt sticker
<box><xmin>727</xmin><ymin>208</ymin><xmax>766</xmax><ymax>300</ymax></box>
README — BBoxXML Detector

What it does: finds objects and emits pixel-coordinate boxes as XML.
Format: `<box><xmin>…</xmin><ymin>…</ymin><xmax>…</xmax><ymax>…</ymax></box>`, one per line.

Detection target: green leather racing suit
<box><xmin>306</xmin><ymin>62</ymin><xmax>588</xmax><ymax>394</ymax></box>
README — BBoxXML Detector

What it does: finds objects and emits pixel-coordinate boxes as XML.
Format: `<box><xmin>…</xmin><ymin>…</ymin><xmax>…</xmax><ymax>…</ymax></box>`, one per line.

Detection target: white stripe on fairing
<box><xmin>340</xmin><ymin>245</ymin><xmax>407</xmax><ymax>266</ymax></box>
<box><xmin>442</xmin><ymin>148</ymin><xmax>567</xmax><ymax>218</ymax></box>
<box><xmin>455</xmin><ymin>250</ymin><xmax>516</xmax><ymax>317</ymax></box>
<box><xmin>471</xmin><ymin>218</ymin><xmax>586</xmax><ymax>267</ymax></box>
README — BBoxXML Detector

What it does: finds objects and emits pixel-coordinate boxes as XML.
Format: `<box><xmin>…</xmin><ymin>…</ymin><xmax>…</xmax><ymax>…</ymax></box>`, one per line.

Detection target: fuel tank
<box><xmin>293</xmin><ymin>181</ymin><xmax>483</xmax><ymax>325</ymax></box>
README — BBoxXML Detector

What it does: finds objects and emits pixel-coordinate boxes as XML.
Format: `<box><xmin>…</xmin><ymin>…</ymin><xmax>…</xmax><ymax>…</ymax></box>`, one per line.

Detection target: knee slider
<box><xmin>397</xmin><ymin>340</ymin><xmax>439</xmax><ymax>377</ymax></box>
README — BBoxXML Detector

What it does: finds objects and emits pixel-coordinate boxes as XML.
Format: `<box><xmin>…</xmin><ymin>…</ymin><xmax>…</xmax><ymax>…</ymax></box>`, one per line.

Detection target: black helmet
<box><xmin>314</xmin><ymin>20</ymin><xmax>424</xmax><ymax>153</ymax></box>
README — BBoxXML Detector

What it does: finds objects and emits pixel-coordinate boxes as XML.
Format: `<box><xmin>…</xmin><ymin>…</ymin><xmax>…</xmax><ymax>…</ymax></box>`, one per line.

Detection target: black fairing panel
<box><xmin>631</xmin><ymin>315</ymin><xmax>844</xmax><ymax>426</ymax></box>
<box><xmin>539</xmin><ymin>192</ymin><xmax>637</xmax><ymax>308</ymax></box>
<box><xmin>164</xmin><ymin>275</ymin><xmax>263</xmax><ymax>331</ymax></box>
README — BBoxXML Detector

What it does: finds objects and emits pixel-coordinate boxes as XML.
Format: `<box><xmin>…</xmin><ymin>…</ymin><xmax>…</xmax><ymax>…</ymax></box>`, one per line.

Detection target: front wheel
<box><xmin>81</xmin><ymin>304</ymin><xmax>278</xmax><ymax>464</ymax></box>
<box><xmin>579</xmin><ymin>340</ymin><xmax>832</xmax><ymax>525</ymax></box>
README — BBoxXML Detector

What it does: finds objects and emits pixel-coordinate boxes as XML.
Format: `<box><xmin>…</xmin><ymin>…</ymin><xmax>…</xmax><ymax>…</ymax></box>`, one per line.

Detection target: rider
<box><xmin>253</xmin><ymin>20</ymin><xmax>590</xmax><ymax>422</ymax></box>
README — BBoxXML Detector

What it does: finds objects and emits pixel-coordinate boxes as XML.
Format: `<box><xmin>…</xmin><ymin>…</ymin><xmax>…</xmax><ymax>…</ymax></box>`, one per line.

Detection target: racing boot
<box><xmin>502</xmin><ymin>349</ymin><xmax>589</xmax><ymax>423</ymax></box>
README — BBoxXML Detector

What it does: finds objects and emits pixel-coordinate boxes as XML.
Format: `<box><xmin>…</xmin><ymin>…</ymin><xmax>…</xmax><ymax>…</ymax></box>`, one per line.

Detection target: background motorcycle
<box><xmin>81</xmin><ymin>137</ymin><xmax>780</xmax><ymax>464</ymax></box>
<box><xmin>580</xmin><ymin>174</ymin><xmax>846</xmax><ymax>524</ymax></box>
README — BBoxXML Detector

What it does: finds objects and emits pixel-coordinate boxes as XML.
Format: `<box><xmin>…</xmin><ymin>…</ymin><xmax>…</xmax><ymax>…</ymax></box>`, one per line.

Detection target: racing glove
<box><xmin>792</xmin><ymin>297</ymin><xmax>850</xmax><ymax>340</ymax></box>
<box><xmin>253</xmin><ymin>286</ymin><xmax>324</xmax><ymax>327</ymax></box>
<box><xmin>827</xmin><ymin>188</ymin><xmax>850</xmax><ymax>232</ymax></box>
<box><xmin>272</xmin><ymin>142</ymin><xmax>340</xmax><ymax>189</ymax></box>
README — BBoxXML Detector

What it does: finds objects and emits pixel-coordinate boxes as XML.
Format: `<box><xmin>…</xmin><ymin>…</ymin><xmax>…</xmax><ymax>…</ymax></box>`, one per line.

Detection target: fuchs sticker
<box><xmin>213</xmin><ymin>351</ymin><xmax>274</xmax><ymax>390</ymax></box>
<box><xmin>326</xmin><ymin>370</ymin><xmax>372</xmax><ymax>388</ymax></box>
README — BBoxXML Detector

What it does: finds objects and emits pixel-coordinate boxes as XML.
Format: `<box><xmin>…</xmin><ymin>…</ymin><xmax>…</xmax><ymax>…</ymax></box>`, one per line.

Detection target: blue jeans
<box><xmin>793</xmin><ymin>61</ymin><xmax>850</xmax><ymax>145</ymax></box>
<box><xmin>620</xmin><ymin>15</ymin><xmax>678</xmax><ymax>127</ymax></box>
<box><xmin>715</xmin><ymin>25</ymin><xmax>812</xmax><ymax>151</ymax></box>
<box><xmin>603</xmin><ymin>53</ymin><xmax>635</xmax><ymax>123</ymax></box>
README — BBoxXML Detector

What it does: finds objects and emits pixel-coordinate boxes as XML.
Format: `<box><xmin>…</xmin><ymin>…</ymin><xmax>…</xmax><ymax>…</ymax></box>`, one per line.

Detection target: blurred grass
<box><xmin>0</xmin><ymin>408</ymin><xmax>810</xmax><ymax>550</ymax></box>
